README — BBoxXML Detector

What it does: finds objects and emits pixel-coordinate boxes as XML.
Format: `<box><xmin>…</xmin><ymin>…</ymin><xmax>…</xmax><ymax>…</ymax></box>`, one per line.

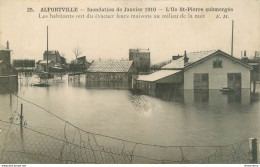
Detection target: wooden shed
<box><xmin>85</xmin><ymin>60</ymin><xmax>134</xmax><ymax>89</ymax></box>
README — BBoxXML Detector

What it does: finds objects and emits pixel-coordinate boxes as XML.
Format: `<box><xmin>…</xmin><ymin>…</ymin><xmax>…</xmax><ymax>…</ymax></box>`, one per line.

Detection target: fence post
<box><xmin>249</xmin><ymin>138</ymin><xmax>258</xmax><ymax>164</ymax></box>
<box><xmin>10</xmin><ymin>93</ymin><xmax>12</xmax><ymax>108</ymax></box>
<box><xmin>20</xmin><ymin>103</ymin><xmax>23</xmax><ymax>127</ymax></box>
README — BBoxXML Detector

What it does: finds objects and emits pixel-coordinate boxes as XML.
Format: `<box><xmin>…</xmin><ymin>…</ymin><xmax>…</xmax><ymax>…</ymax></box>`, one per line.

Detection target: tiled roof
<box><xmin>161</xmin><ymin>57</ymin><xmax>185</xmax><ymax>69</ymax></box>
<box><xmin>185</xmin><ymin>50</ymin><xmax>218</xmax><ymax>66</ymax></box>
<box><xmin>162</xmin><ymin>50</ymin><xmax>217</xmax><ymax>69</ymax></box>
<box><xmin>137</xmin><ymin>70</ymin><xmax>181</xmax><ymax>82</ymax></box>
<box><xmin>87</xmin><ymin>60</ymin><xmax>133</xmax><ymax>73</ymax></box>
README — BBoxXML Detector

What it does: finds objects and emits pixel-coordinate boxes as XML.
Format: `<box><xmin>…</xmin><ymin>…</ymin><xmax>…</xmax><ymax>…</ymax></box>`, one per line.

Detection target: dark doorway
<box><xmin>227</xmin><ymin>73</ymin><xmax>241</xmax><ymax>90</ymax></box>
<box><xmin>194</xmin><ymin>73</ymin><xmax>209</xmax><ymax>89</ymax></box>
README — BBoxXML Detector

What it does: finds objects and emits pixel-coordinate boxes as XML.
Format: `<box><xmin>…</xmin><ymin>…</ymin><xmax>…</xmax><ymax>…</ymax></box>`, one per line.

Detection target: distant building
<box><xmin>68</xmin><ymin>56</ymin><xmax>91</xmax><ymax>72</ymax></box>
<box><xmin>76</xmin><ymin>56</ymin><xmax>91</xmax><ymax>70</ymax></box>
<box><xmin>0</xmin><ymin>60</ymin><xmax>17</xmax><ymax>76</ymax></box>
<box><xmin>129</xmin><ymin>49</ymin><xmax>150</xmax><ymax>73</ymax></box>
<box><xmin>37</xmin><ymin>50</ymin><xmax>66</xmax><ymax>72</ymax></box>
<box><xmin>0</xmin><ymin>41</ymin><xmax>11</xmax><ymax>64</ymax></box>
<box><xmin>60</xmin><ymin>56</ymin><xmax>66</xmax><ymax>65</ymax></box>
<box><xmin>246</xmin><ymin>51</ymin><xmax>260</xmax><ymax>93</ymax></box>
<box><xmin>13</xmin><ymin>59</ymin><xmax>35</xmax><ymax>72</ymax></box>
<box><xmin>86</xmin><ymin>60</ymin><xmax>134</xmax><ymax>89</ymax></box>
<box><xmin>36</xmin><ymin>60</ymin><xmax>55</xmax><ymax>72</ymax></box>
<box><xmin>172</xmin><ymin>55</ymin><xmax>183</xmax><ymax>60</ymax></box>
<box><xmin>43</xmin><ymin>50</ymin><xmax>62</xmax><ymax>66</ymax></box>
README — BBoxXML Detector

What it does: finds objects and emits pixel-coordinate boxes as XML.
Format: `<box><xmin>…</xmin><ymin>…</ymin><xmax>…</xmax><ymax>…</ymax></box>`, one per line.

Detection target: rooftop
<box><xmin>37</xmin><ymin>60</ymin><xmax>54</xmax><ymax>64</ymax></box>
<box><xmin>137</xmin><ymin>70</ymin><xmax>181</xmax><ymax>82</ymax></box>
<box><xmin>0</xmin><ymin>44</ymin><xmax>11</xmax><ymax>51</ymax></box>
<box><xmin>87</xmin><ymin>60</ymin><xmax>133</xmax><ymax>73</ymax></box>
<box><xmin>162</xmin><ymin>50</ymin><xmax>218</xmax><ymax>69</ymax></box>
<box><xmin>129</xmin><ymin>49</ymin><xmax>150</xmax><ymax>53</ymax></box>
<box><xmin>44</xmin><ymin>50</ymin><xmax>60</xmax><ymax>55</ymax></box>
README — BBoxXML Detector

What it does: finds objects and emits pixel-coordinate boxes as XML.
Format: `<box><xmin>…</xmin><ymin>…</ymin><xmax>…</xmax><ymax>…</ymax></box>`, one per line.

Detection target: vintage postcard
<box><xmin>0</xmin><ymin>0</ymin><xmax>259</xmax><ymax>165</ymax></box>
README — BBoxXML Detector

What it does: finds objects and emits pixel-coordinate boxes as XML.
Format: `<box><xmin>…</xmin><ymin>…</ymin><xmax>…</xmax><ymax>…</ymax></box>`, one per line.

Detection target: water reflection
<box><xmin>186</xmin><ymin>89</ymin><xmax>251</xmax><ymax>106</ymax></box>
<box><xmin>131</xmin><ymin>95</ymin><xmax>151</xmax><ymax>113</ymax></box>
<box><xmin>0</xmin><ymin>84</ymin><xmax>18</xmax><ymax>94</ymax></box>
<box><xmin>67</xmin><ymin>74</ymin><xmax>254</xmax><ymax>106</ymax></box>
<box><xmin>68</xmin><ymin>74</ymin><xmax>131</xmax><ymax>89</ymax></box>
<box><xmin>0</xmin><ymin>75</ymin><xmax>259</xmax><ymax>154</ymax></box>
<box><xmin>194</xmin><ymin>90</ymin><xmax>209</xmax><ymax>103</ymax></box>
<box><xmin>136</xmin><ymin>85</ymin><xmax>253</xmax><ymax>106</ymax></box>
<box><xmin>85</xmin><ymin>81</ymin><xmax>130</xmax><ymax>90</ymax></box>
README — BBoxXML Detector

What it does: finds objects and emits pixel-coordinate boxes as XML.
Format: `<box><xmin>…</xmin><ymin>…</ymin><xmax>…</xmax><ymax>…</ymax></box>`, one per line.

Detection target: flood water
<box><xmin>0</xmin><ymin>74</ymin><xmax>259</xmax><ymax>163</ymax></box>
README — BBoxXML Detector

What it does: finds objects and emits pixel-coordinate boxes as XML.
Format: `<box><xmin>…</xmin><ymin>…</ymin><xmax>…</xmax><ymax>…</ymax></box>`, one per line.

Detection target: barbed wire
<box><xmin>0</xmin><ymin>81</ymin><xmax>253</xmax><ymax>163</ymax></box>
<box><xmin>0</xmin><ymin>120</ymin><xmax>251</xmax><ymax>164</ymax></box>
<box><xmin>0</xmin><ymin>81</ymin><xmax>250</xmax><ymax>148</ymax></box>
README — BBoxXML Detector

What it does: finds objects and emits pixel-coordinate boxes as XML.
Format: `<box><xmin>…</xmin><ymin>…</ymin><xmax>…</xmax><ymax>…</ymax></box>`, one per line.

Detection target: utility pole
<box><xmin>231</xmin><ymin>20</ymin><xmax>234</xmax><ymax>57</ymax></box>
<box><xmin>47</xmin><ymin>26</ymin><xmax>49</xmax><ymax>73</ymax></box>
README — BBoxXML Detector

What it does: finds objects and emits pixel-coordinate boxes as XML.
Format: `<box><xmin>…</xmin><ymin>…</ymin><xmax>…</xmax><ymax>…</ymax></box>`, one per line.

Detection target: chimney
<box><xmin>184</xmin><ymin>50</ymin><xmax>189</xmax><ymax>64</ymax></box>
<box><xmin>6</xmin><ymin>41</ymin><xmax>9</xmax><ymax>49</ymax></box>
<box><xmin>242</xmin><ymin>50</ymin><xmax>249</xmax><ymax>63</ymax></box>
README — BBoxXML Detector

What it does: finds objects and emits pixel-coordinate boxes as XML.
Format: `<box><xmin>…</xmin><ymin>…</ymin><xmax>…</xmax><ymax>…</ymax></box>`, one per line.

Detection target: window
<box><xmin>213</xmin><ymin>59</ymin><xmax>222</xmax><ymax>68</ymax></box>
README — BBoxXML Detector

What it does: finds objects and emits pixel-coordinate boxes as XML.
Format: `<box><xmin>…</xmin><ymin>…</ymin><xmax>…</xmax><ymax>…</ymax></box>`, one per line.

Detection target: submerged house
<box><xmin>0</xmin><ymin>60</ymin><xmax>18</xmax><ymax>93</ymax></box>
<box><xmin>0</xmin><ymin>41</ymin><xmax>11</xmax><ymax>65</ymax></box>
<box><xmin>36</xmin><ymin>50</ymin><xmax>66</xmax><ymax>72</ymax></box>
<box><xmin>134</xmin><ymin>50</ymin><xmax>252</xmax><ymax>93</ymax></box>
<box><xmin>86</xmin><ymin>60</ymin><xmax>134</xmax><ymax>89</ymax></box>
<box><xmin>134</xmin><ymin>70</ymin><xmax>183</xmax><ymax>95</ymax></box>
<box><xmin>13</xmin><ymin>59</ymin><xmax>35</xmax><ymax>72</ymax></box>
<box><xmin>0</xmin><ymin>41</ymin><xmax>18</xmax><ymax>93</ymax></box>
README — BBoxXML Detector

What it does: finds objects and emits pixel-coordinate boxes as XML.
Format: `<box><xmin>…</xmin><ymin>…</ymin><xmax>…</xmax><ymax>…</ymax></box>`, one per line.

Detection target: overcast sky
<box><xmin>0</xmin><ymin>0</ymin><xmax>259</xmax><ymax>64</ymax></box>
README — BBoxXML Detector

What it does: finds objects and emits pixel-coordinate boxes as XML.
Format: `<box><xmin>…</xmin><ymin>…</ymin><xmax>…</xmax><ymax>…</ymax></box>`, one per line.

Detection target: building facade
<box><xmin>139</xmin><ymin>50</ymin><xmax>252</xmax><ymax>91</ymax></box>
<box><xmin>86</xmin><ymin>60</ymin><xmax>134</xmax><ymax>89</ymax></box>
<box><xmin>13</xmin><ymin>59</ymin><xmax>35</xmax><ymax>72</ymax></box>
<box><xmin>0</xmin><ymin>60</ymin><xmax>18</xmax><ymax>93</ymax></box>
<box><xmin>129</xmin><ymin>49</ymin><xmax>150</xmax><ymax>73</ymax></box>
<box><xmin>43</xmin><ymin>50</ymin><xmax>62</xmax><ymax>66</ymax></box>
<box><xmin>0</xmin><ymin>41</ymin><xmax>11</xmax><ymax>64</ymax></box>
<box><xmin>36</xmin><ymin>60</ymin><xmax>55</xmax><ymax>72</ymax></box>
<box><xmin>134</xmin><ymin>70</ymin><xmax>183</xmax><ymax>95</ymax></box>
<box><xmin>183</xmin><ymin>50</ymin><xmax>252</xmax><ymax>90</ymax></box>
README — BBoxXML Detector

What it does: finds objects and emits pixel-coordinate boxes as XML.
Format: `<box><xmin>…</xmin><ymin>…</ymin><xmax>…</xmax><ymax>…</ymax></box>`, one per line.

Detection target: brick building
<box><xmin>129</xmin><ymin>49</ymin><xmax>150</xmax><ymax>73</ymax></box>
<box><xmin>0</xmin><ymin>41</ymin><xmax>11</xmax><ymax>64</ymax></box>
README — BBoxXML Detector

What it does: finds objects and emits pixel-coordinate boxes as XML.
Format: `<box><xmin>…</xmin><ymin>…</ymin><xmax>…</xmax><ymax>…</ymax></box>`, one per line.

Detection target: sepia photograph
<box><xmin>0</xmin><ymin>0</ymin><xmax>259</xmax><ymax>165</ymax></box>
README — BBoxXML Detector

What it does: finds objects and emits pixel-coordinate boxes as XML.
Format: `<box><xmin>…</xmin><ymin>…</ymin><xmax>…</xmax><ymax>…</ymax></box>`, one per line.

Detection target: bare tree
<box><xmin>73</xmin><ymin>45</ymin><xmax>83</xmax><ymax>64</ymax></box>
